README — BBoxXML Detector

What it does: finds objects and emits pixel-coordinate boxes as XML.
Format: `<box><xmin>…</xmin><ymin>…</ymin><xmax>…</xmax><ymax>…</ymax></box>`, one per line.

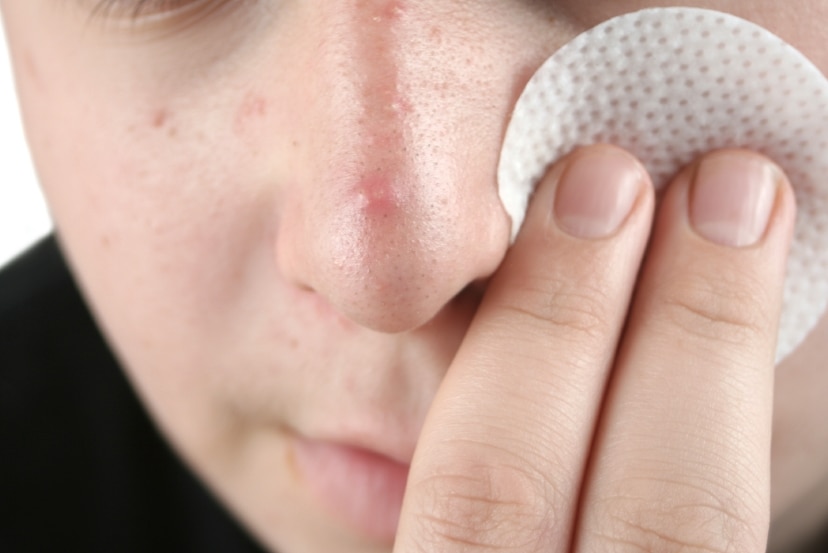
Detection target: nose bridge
<box><xmin>319</xmin><ymin>0</ymin><xmax>411</xmax><ymax>176</ymax></box>
<box><xmin>279</xmin><ymin>0</ymin><xmax>510</xmax><ymax>332</ymax></box>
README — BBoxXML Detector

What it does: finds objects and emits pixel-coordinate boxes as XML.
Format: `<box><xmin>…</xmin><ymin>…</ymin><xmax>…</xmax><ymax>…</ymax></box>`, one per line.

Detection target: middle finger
<box><xmin>395</xmin><ymin>145</ymin><xmax>653</xmax><ymax>552</ymax></box>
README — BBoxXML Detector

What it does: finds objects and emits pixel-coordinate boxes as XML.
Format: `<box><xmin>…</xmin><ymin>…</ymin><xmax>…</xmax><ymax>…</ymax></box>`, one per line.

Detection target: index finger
<box><xmin>393</xmin><ymin>145</ymin><xmax>653</xmax><ymax>552</ymax></box>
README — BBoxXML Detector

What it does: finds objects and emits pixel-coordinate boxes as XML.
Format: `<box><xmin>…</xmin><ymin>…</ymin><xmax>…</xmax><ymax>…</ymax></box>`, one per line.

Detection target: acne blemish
<box><xmin>22</xmin><ymin>50</ymin><xmax>43</xmax><ymax>91</ymax></box>
<box><xmin>234</xmin><ymin>93</ymin><xmax>269</xmax><ymax>135</ymax></box>
<box><xmin>374</xmin><ymin>0</ymin><xmax>405</xmax><ymax>22</ymax></box>
<box><xmin>151</xmin><ymin>109</ymin><xmax>168</xmax><ymax>129</ymax></box>
<box><xmin>353</xmin><ymin>174</ymin><xmax>402</xmax><ymax>219</ymax></box>
<box><xmin>150</xmin><ymin>109</ymin><xmax>178</xmax><ymax>137</ymax></box>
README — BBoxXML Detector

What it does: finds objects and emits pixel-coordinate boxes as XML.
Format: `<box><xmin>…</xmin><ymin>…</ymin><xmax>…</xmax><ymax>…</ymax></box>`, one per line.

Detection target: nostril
<box><xmin>466</xmin><ymin>276</ymin><xmax>493</xmax><ymax>298</ymax></box>
<box><xmin>318</xmin><ymin>236</ymin><xmax>503</xmax><ymax>333</ymax></box>
<box><xmin>294</xmin><ymin>281</ymin><xmax>315</xmax><ymax>294</ymax></box>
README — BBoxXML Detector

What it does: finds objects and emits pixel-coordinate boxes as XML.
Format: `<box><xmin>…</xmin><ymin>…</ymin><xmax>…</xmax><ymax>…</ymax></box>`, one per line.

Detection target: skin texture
<box><xmin>1</xmin><ymin>0</ymin><xmax>827</xmax><ymax>551</ymax></box>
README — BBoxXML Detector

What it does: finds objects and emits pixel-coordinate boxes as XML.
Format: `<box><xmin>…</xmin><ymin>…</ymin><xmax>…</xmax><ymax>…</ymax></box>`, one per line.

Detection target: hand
<box><xmin>393</xmin><ymin>145</ymin><xmax>794</xmax><ymax>552</ymax></box>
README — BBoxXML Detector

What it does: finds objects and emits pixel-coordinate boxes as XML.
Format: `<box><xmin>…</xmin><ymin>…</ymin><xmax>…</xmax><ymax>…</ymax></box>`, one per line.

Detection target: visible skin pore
<box><xmin>2</xmin><ymin>1</ymin><xmax>828</xmax><ymax>552</ymax></box>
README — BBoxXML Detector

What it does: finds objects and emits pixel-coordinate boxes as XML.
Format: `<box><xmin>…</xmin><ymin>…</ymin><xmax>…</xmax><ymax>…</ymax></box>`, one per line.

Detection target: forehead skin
<box><xmin>2</xmin><ymin>1</ymin><xmax>828</xmax><ymax>552</ymax></box>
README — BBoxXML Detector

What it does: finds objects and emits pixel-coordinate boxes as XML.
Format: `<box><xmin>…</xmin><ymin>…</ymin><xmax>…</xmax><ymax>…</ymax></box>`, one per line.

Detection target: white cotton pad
<box><xmin>498</xmin><ymin>7</ymin><xmax>828</xmax><ymax>363</ymax></box>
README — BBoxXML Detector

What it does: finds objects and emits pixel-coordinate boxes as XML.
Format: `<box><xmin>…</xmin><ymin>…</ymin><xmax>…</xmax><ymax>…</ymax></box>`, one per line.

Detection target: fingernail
<box><xmin>554</xmin><ymin>148</ymin><xmax>643</xmax><ymax>239</ymax></box>
<box><xmin>690</xmin><ymin>153</ymin><xmax>778</xmax><ymax>248</ymax></box>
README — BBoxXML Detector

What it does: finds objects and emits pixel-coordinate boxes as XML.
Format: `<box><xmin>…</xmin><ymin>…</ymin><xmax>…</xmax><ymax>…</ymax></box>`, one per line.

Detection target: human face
<box><xmin>2</xmin><ymin>1</ymin><xmax>828</xmax><ymax>552</ymax></box>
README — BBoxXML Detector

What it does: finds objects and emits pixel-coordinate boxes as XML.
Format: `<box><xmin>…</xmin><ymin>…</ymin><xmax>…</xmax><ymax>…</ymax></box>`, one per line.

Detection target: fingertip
<box><xmin>767</xmin><ymin>158</ymin><xmax>797</xmax><ymax>242</ymax></box>
<box><xmin>519</xmin><ymin>144</ymin><xmax>653</xmax><ymax>243</ymax></box>
<box><xmin>686</xmin><ymin>149</ymin><xmax>793</xmax><ymax>248</ymax></box>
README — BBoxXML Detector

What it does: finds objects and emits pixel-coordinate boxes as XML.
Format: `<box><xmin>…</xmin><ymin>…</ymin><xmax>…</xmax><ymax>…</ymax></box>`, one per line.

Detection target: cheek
<box><xmin>35</xmin><ymin>96</ymin><xmax>267</xmax><ymax>321</ymax></box>
<box><xmin>13</xmin><ymin>38</ymin><xmax>301</xmax><ymax>394</ymax></box>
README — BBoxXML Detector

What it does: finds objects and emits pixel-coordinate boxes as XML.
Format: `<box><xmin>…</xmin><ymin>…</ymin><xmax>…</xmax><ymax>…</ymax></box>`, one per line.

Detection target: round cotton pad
<box><xmin>498</xmin><ymin>7</ymin><xmax>828</xmax><ymax>363</ymax></box>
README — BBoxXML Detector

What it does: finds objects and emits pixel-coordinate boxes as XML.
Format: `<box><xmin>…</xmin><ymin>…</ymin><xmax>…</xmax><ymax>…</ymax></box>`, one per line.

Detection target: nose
<box><xmin>276</xmin><ymin>2</ymin><xmax>519</xmax><ymax>333</ymax></box>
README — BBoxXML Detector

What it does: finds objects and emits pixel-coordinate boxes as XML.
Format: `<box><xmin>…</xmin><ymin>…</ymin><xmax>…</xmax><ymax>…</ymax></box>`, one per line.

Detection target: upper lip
<box><xmin>292</xmin><ymin>421</ymin><xmax>418</xmax><ymax>466</ymax></box>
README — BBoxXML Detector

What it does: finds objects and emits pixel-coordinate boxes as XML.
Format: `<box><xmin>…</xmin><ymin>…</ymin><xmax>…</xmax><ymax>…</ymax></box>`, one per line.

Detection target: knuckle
<box><xmin>408</xmin><ymin>452</ymin><xmax>561</xmax><ymax>552</ymax></box>
<box><xmin>500</xmin><ymin>275</ymin><xmax>614</xmax><ymax>343</ymax></box>
<box><xmin>655</xmin><ymin>268</ymin><xmax>769</xmax><ymax>348</ymax></box>
<box><xmin>593</xmin><ymin>479</ymin><xmax>767</xmax><ymax>553</ymax></box>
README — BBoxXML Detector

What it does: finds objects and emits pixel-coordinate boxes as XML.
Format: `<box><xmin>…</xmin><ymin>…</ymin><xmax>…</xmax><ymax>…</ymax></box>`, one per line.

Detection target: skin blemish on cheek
<box><xmin>234</xmin><ymin>92</ymin><xmax>270</xmax><ymax>136</ymax></box>
<box><xmin>152</xmin><ymin>109</ymin><xmax>169</xmax><ymax>129</ymax></box>
<box><xmin>22</xmin><ymin>50</ymin><xmax>43</xmax><ymax>91</ymax></box>
<box><xmin>149</xmin><ymin>108</ymin><xmax>179</xmax><ymax>138</ymax></box>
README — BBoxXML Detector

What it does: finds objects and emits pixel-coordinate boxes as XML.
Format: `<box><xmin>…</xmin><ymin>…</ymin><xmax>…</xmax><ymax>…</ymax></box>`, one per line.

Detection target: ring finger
<box><xmin>575</xmin><ymin>149</ymin><xmax>795</xmax><ymax>553</ymax></box>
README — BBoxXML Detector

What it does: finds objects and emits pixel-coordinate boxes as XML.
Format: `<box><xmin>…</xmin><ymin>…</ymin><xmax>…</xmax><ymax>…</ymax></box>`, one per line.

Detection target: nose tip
<box><xmin>278</xmin><ymin>170</ymin><xmax>509</xmax><ymax>333</ymax></box>
<box><xmin>270</xmin><ymin>0</ymin><xmax>520</xmax><ymax>332</ymax></box>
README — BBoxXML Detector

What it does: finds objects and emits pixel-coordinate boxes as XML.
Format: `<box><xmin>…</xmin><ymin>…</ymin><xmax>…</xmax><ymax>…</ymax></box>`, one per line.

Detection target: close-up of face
<box><xmin>2</xmin><ymin>1</ymin><xmax>828</xmax><ymax>552</ymax></box>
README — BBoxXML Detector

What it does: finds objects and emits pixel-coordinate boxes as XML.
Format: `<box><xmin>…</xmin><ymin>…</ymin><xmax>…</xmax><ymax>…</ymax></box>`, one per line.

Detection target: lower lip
<box><xmin>291</xmin><ymin>437</ymin><xmax>410</xmax><ymax>543</ymax></box>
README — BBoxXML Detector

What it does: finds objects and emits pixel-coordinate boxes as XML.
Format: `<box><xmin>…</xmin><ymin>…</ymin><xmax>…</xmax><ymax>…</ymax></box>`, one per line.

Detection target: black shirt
<box><xmin>0</xmin><ymin>236</ymin><xmax>268</xmax><ymax>553</ymax></box>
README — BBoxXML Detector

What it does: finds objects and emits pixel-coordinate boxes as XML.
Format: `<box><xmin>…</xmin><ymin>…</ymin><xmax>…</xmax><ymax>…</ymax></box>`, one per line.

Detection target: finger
<box><xmin>394</xmin><ymin>145</ymin><xmax>654</xmax><ymax>553</ymax></box>
<box><xmin>575</xmin><ymin>150</ymin><xmax>795</xmax><ymax>553</ymax></box>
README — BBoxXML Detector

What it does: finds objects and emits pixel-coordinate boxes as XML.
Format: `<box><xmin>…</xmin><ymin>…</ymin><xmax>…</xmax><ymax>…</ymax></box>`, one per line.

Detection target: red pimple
<box><xmin>243</xmin><ymin>94</ymin><xmax>269</xmax><ymax>118</ymax></box>
<box><xmin>353</xmin><ymin>174</ymin><xmax>402</xmax><ymax>219</ymax></box>
<box><xmin>390</xmin><ymin>92</ymin><xmax>412</xmax><ymax>115</ymax></box>
<box><xmin>234</xmin><ymin>93</ymin><xmax>269</xmax><ymax>134</ymax></box>
<box><xmin>379</xmin><ymin>0</ymin><xmax>405</xmax><ymax>21</ymax></box>
<box><xmin>151</xmin><ymin>109</ymin><xmax>168</xmax><ymax>129</ymax></box>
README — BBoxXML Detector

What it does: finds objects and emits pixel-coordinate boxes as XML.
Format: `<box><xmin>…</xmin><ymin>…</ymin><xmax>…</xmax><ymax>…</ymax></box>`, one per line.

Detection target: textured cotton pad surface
<box><xmin>498</xmin><ymin>7</ymin><xmax>828</xmax><ymax>363</ymax></box>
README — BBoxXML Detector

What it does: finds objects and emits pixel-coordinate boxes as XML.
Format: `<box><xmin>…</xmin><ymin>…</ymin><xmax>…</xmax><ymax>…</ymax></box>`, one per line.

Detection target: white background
<box><xmin>0</xmin><ymin>13</ymin><xmax>52</xmax><ymax>268</ymax></box>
